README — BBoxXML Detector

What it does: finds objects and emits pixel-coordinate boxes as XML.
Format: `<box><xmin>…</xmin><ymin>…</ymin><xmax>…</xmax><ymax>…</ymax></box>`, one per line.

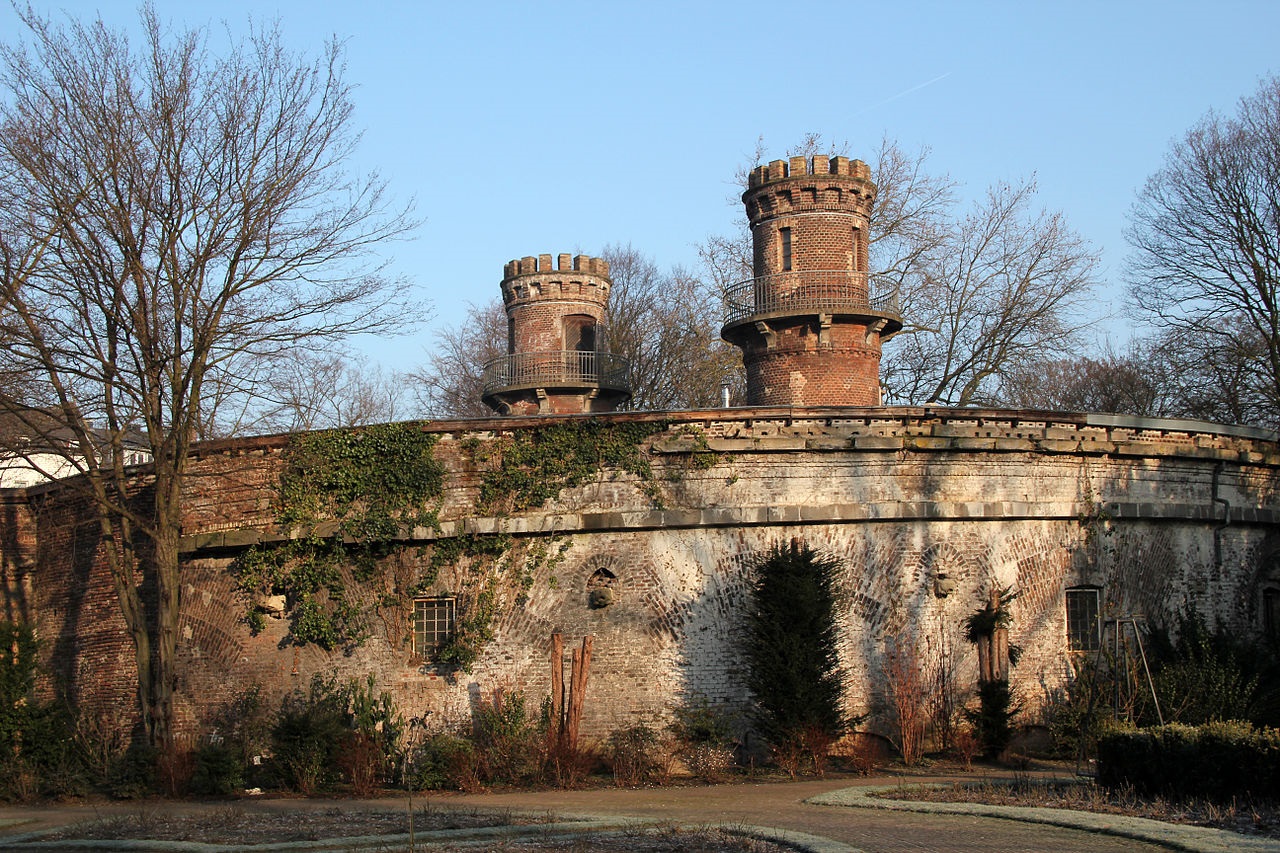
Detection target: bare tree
<box><xmin>698</xmin><ymin>136</ymin><xmax>1098</xmax><ymax>406</ymax></box>
<box><xmin>600</xmin><ymin>244</ymin><xmax>740</xmax><ymax>410</ymax></box>
<box><xmin>992</xmin><ymin>341</ymin><xmax>1172</xmax><ymax>415</ymax></box>
<box><xmin>1147</xmin><ymin>324</ymin><xmax>1276</xmax><ymax>425</ymax></box>
<box><xmin>864</xmin><ymin>137</ymin><xmax>957</xmax><ymax>292</ymax></box>
<box><xmin>882</xmin><ymin>179</ymin><xmax>1099</xmax><ymax>406</ymax></box>
<box><xmin>251</xmin><ymin>351</ymin><xmax>409</xmax><ymax>434</ymax></box>
<box><xmin>0</xmin><ymin>6</ymin><xmax>420</xmax><ymax>748</ymax></box>
<box><xmin>411</xmin><ymin>300</ymin><xmax>509</xmax><ymax>418</ymax></box>
<box><xmin>1126</xmin><ymin>76</ymin><xmax>1280</xmax><ymax>427</ymax></box>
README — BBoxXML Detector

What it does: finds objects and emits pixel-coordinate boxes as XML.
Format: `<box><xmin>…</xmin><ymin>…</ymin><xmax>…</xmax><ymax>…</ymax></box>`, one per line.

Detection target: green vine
<box><xmin>231</xmin><ymin>418</ymin><xmax>684</xmax><ymax>665</ymax></box>
<box><xmin>435</xmin><ymin>584</ymin><xmax>498</xmax><ymax>672</ymax></box>
<box><xmin>233</xmin><ymin>423</ymin><xmax>445</xmax><ymax>649</ymax></box>
<box><xmin>423</xmin><ymin>534</ymin><xmax>512</xmax><ymax>672</ymax></box>
<box><xmin>276</xmin><ymin>422</ymin><xmax>444</xmax><ymax>536</ymax></box>
<box><xmin>471</xmin><ymin>420</ymin><xmax>669</xmax><ymax>513</ymax></box>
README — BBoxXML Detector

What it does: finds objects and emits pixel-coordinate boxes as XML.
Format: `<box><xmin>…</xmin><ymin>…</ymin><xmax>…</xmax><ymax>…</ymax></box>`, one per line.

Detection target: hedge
<box><xmin>1097</xmin><ymin>721</ymin><xmax>1280</xmax><ymax>801</ymax></box>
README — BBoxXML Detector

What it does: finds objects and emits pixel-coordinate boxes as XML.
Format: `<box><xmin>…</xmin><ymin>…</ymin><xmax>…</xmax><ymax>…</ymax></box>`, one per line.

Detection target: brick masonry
<box><xmin>724</xmin><ymin>155</ymin><xmax>896</xmax><ymax>407</ymax></box>
<box><xmin>5</xmin><ymin>407</ymin><xmax>1280</xmax><ymax>745</ymax></box>
<box><xmin>485</xmin><ymin>253</ymin><xmax>629</xmax><ymax>416</ymax></box>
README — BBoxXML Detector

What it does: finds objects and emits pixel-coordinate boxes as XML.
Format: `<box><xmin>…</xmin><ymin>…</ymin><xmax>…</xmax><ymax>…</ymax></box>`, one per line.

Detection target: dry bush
<box><xmin>74</xmin><ymin>707</ymin><xmax>130</xmax><ymax>783</ymax></box>
<box><xmin>606</xmin><ymin>724</ymin><xmax>660</xmax><ymax>787</ymax></box>
<box><xmin>157</xmin><ymin>733</ymin><xmax>197</xmax><ymax>797</ymax></box>
<box><xmin>953</xmin><ymin>725</ymin><xmax>981</xmax><ymax>770</ymax></box>
<box><xmin>830</xmin><ymin>732</ymin><xmax>889</xmax><ymax>776</ymax></box>
<box><xmin>337</xmin><ymin>731</ymin><xmax>385</xmax><ymax>797</ymax></box>
<box><xmin>885</xmin><ymin>635</ymin><xmax>928</xmax><ymax>766</ymax></box>
<box><xmin>770</xmin><ymin>738</ymin><xmax>806</xmax><ymax>780</ymax></box>
<box><xmin>545</xmin><ymin>736</ymin><xmax>597</xmax><ymax>788</ymax></box>
<box><xmin>682</xmin><ymin>743</ymin><xmax>736</xmax><ymax>782</ymax></box>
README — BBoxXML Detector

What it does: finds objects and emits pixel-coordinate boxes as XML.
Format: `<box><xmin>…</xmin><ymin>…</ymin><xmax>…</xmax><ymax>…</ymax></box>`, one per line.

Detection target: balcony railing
<box><xmin>481</xmin><ymin>350</ymin><xmax>632</xmax><ymax>397</ymax></box>
<box><xmin>722</xmin><ymin>271</ymin><xmax>902</xmax><ymax>328</ymax></box>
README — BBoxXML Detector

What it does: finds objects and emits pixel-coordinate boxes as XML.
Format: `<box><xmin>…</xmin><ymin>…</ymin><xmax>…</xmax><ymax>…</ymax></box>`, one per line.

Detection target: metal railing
<box><xmin>722</xmin><ymin>271</ymin><xmax>902</xmax><ymax>328</ymax></box>
<box><xmin>481</xmin><ymin>350</ymin><xmax>631</xmax><ymax>396</ymax></box>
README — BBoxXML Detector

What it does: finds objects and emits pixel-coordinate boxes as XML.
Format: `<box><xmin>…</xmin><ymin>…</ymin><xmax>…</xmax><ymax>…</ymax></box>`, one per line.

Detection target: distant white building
<box><xmin>0</xmin><ymin>408</ymin><xmax>150</xmax><ymax>488</ymax></box>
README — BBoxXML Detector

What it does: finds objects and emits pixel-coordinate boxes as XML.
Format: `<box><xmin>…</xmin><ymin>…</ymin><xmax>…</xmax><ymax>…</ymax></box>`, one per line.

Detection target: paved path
<box><xmin>439</xmin><ymin>776</ymin><xmax>1175</xmax><ymax>853</ymax></box>
<box><xmin>0</xmin><ymin>772</ymin><xmax>1275</xmax><ymax>852</ymax></box>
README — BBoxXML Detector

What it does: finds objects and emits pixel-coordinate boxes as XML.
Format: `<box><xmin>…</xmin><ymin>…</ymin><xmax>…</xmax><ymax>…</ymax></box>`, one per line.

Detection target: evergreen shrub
<box><xmin>745</xmin><ymin>541</ymin><xmax>851</xmax><ymax>773</ymax></box>
<box><xmin>1098</xmin><ymin>721</ymin><xmax>1280</xmax><ymax>801</ymax></box>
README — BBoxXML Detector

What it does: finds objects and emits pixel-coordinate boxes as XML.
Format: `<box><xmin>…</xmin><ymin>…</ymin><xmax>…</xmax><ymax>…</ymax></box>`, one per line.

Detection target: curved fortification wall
<box><xmin>7</xmin><ymin>406</ymin><xmax>1279</xmax><ymax>742</ymax></box>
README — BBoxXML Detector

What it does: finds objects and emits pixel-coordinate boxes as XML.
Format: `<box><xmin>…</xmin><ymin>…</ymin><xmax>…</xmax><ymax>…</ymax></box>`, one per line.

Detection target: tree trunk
<box><xmin>992</xmin><ymin>626</ymin><xmax>1009</xmax><ymax>682</ymax></box>
<box><xmin>565</xmin><ymin>636</ymin><xmax>592</xmax><ymax>751</ymax></box>
<box><xmin>148</xmin><ymin>457</ymin><xmax>186</xmax><ymax>752</ymax></box>
<box><xmin>149</xmin><ymin>525</ymin><xmax>181</xmax><ymax>751</ymax></box>
<box><xmin>550</xmin><ymin>633</ymin><xmax>564</xmax><ymax>747</ymax></box>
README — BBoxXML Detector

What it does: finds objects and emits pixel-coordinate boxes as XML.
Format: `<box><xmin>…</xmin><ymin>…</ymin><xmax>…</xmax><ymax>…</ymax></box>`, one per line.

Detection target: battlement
<box><xmin>499</xmin><ymin>252</ymin><xmax>613</xmax><ymax>307</ymax></box>
<box><xmin>746</xmin><ymin>155</ymin><xmax>873</xmax><ymax>189</ymax></box>
<box><xmin>503</xmin><ymin>253</ymin><xmax>610</xmax><ymax>281</ymax></box>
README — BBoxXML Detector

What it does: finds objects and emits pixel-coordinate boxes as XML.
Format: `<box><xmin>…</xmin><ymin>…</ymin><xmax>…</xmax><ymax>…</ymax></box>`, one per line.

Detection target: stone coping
<box><xmin>179</xmin><ymin>497</ymin><xmax>1279</xmax><ymax>554</ymax></box>
<box><xmin>179</xmin><ymin>406</ymin><xmax>1279</xmax><ymax>457</ymax></box>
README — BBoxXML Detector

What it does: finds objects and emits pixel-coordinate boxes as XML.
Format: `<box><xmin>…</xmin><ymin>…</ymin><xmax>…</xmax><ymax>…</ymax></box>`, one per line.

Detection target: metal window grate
<box><xmin>1066</xmin><ymin>587</ymin><xmax>1101</xmax><ymax>652</ymax></box>
<box><xmin>412</xmin><ymin>597</ymin><xmax>455</xmax><ymax>656</ymax></box>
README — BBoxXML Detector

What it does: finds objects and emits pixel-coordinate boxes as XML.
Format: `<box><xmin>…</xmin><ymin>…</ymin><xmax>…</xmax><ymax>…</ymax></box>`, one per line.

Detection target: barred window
<box><xmin>1066</xmin><ymin>587</ymin><xmax>1101</xmax><ymax>652</ymax></box>
<box><xmin>412</xmin><ymin>597</ymin><xmax>455</xmax><ymax>657</ymax></box>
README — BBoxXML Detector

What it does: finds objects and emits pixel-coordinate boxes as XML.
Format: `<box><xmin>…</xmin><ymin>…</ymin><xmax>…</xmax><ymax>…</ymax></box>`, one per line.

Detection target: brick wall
<box><xmin>487</xmin><ymin>253</ymin><xmax>624</xmax><ymax>415</ymax></box>
<box><xmin>5</xmin><ymin>408</ymin><xmax>1280</xmax><ymax>745</ymax></box>
<box><xmin>739</xmin><ymin>325</ymin><xmax>883</xmax><ymax>406</ymax></box>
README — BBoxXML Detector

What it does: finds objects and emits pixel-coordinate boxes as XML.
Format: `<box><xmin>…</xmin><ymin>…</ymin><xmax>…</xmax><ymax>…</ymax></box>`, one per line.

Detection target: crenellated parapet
<box><xmin>743</xmin><ymin>156</ymin><xmax>876</xmax><ymax>224</ymax></box>
<box><xmin>746</xmin><ymin>154</ymin><xmax>873</xmax><ymax>188</ymax></box>
<box><xmin>500</xmin><ymin>253</ymin><xmax>612</xmax><ymax>308</ymax></box>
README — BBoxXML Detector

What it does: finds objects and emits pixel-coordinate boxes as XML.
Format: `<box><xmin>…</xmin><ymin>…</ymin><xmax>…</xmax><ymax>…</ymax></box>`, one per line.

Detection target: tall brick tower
<box><xmin>481</xmin><ymin>253</ymin><xmax>631</xmax><ymax>415</ymax></box>
<box><xmin>722</xmin><ymin>155</ymin><xmax>901</xmax><ymax>406</ymax></box>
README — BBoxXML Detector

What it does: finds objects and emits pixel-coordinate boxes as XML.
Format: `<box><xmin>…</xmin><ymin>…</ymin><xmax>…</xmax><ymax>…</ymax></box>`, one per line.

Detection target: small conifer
<box><xmin>745</xmin><ymin>540</ymin><xmax>848</xmax><ymax>755</ymax></box>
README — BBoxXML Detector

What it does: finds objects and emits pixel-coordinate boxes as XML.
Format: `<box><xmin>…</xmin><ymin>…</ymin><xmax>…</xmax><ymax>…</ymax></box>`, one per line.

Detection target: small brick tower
<box><xmin>481</xmin><ymin>253</ymin><xmax>631</xmax><ymax>415</ymax></box>
<box><xmin>722</xmin><ymin>155</ymin><xmax>901</xmax><ymax>406</ymax></box>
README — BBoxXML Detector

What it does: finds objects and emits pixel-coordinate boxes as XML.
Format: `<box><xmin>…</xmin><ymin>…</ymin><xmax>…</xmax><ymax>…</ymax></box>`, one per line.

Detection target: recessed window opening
<box><xmin>1265</xmin><ymin>587</ymin><xmax>1280</xmax><ymax>641</ymax></box>
<box><xmin>564</xmin><ymin>314</ymin><xmax>597</xmax><ymax>352</ymax></box>
<box><xmin>1066</xmin><ymin>587</ymin><xmax>1101</xmax><ymax>652</ymax></box>
<box><xmin>780</xmin><ymin>227</ymin><xmax>792</xmax><ymax>272</ymax></box>
<box><xmin>412</xmin><ymin>596</ymin><xmax>455</xmax><ymax>656</ymax></box>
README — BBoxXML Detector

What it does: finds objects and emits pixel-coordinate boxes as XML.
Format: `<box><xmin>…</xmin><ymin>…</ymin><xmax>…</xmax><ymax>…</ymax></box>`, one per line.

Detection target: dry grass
<box><xmin>39</xmin><ymin>807</ymin><xmax>791</xmax><ymax>851</ymax></box>
<box><xmin>878</xmin><ymin>777</ymin><xmax>1280</xmax><ymax>839</ymax></box>
<box><xmin>43</xmin><ymin>805</ymin><xmax>539</xmax><ymax>845</ymax></box>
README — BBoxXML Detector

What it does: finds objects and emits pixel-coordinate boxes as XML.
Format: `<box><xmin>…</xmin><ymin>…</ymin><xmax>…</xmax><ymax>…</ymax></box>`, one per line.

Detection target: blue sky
<box><xmin>4</xmin><ymin>1</ymin><xmax>1278</xmax><ymax>368</ymax></box>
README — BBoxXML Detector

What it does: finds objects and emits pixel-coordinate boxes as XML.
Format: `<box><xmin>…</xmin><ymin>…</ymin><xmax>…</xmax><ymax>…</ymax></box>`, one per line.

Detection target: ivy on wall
<box><xmin>234</xmin><ymin>423</ymin><xmax>445</xmax><ymax>648</ymax></box>
<box><xmin>469</xmin><ymin>419</ymin><xmax>670</xmax><ymax>512</ymax></box>
<box><xmin>276</xmin><ymin>422</ymin><xmax>445</xmax><ymax>536</ymax></box>
<box><xmin>232</xmin><ymin>419</ymin><xmax>669</xmax><ymax>666</ymax></box>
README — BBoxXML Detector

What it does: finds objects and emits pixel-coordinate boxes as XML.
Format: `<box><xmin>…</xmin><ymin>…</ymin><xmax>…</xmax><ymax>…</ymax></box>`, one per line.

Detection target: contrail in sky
<box><xmin>853</xmin><ymin>72</ymin><xmax>952</xmax><ymax>115</ymax></box>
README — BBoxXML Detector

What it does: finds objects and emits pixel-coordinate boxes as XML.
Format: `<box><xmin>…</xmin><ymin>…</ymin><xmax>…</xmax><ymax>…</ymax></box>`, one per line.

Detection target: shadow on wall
<box><xmin>0</xmin><ymin>499</ymin><xmax>32</xmax><ymax>624</ymax></box>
